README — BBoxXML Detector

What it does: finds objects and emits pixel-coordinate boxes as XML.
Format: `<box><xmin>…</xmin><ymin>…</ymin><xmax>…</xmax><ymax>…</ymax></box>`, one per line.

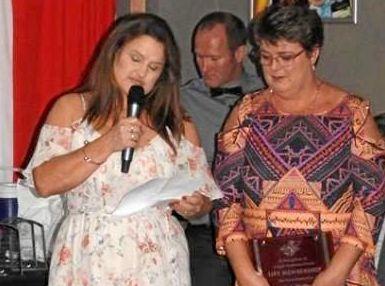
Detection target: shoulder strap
<box><xmin>79</xmin><ymin>93</ymin><xmax>87</xmax><ymax>112</ymax></box>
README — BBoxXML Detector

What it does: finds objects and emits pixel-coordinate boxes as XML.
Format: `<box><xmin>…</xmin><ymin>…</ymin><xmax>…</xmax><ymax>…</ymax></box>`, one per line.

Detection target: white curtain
<box><xmin>0</xmin><ymin>0</ymin><xmax>13</xmax><ymax>181</ymax></box>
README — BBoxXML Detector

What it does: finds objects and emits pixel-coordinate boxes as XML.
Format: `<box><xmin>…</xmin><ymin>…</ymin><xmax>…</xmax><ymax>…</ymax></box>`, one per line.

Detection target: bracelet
<box><xmin>81</xmin><ymin>140</ymin><xmax>105</xmax><ymax>165</ymax></box>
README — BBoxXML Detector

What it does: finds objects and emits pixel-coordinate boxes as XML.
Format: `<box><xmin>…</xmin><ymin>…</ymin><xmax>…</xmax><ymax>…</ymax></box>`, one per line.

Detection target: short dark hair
<box><xmin>193</xmin><ymin>12</ymin><xmax>247</xmax><ymax>51</ymax></box>
<box><xmin>271</xmin><ymin>0</ymin><xmax>309</xmax><ymax>6</ymax></box>
<box><xmin>375</xmin><ymin>113</ymin><xmax>385</xmax><ymax>136</ymax></box>
<box><xmin>249</xmin><ymin>4</ymin><xmax>323</xmax><ymax>55</ymax></box>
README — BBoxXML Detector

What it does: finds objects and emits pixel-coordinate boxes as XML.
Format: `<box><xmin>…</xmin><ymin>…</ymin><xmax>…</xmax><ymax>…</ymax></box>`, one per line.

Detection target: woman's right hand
<box><xmin>236</xmin><ymin>271</ymin><xmax>270</xmax><ymax>286</ymax></box>
<box><xmin>225</xmin><ymin>240</ymin><xmax>270</xmax><ymax>286</ymax></box>
<box><xmin>104</xmin><ymin>117</ymin><xmax>143</xmax><ymax>152</ymax></box>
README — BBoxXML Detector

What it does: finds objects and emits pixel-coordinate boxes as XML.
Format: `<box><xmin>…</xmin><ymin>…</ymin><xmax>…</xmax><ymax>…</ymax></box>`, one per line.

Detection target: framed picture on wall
<box><xmin>250</xmin><ymin>0</ymin><xmax>358</xmax><ymax>24</ymax></box>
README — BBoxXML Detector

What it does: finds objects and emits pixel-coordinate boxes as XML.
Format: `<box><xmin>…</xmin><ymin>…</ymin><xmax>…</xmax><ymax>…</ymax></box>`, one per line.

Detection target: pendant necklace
<box><xmin>269</xmin><ymin>81</ymin><xmax>323</xmax><ymax>115</ymax></box>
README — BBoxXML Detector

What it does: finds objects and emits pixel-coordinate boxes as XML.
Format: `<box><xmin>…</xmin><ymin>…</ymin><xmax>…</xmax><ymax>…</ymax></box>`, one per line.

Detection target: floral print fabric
<box><xmin>25</xmin><ymin>119</ymin><xmax>221</xmax><ymax>286</ymax></box>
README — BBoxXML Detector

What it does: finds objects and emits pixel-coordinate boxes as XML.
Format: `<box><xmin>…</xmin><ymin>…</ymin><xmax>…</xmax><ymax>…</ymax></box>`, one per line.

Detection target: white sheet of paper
<box><xmin>112</xmin><ymin>172</ymin><xmax>206</xmax><ymax>217</ymax></box>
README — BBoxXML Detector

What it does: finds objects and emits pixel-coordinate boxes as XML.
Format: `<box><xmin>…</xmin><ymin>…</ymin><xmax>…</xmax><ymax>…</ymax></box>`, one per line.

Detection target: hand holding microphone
<box><xmin>121</xmin><ymin>85</ymin><xmax>144</xmax><ymax>173</ymax></box>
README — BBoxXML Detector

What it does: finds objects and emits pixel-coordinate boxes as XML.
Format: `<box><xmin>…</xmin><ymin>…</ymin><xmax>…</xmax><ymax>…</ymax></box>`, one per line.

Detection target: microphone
<box><xmin>121</xmin><ymin>85</ymin><xmax>144</xmax><ymax>173</ymax></box>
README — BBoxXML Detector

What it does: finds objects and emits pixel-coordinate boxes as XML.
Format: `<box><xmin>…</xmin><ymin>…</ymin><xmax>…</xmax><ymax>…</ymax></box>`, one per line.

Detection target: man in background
<box><xmin>181</xmin><ymin>11</ymin><xmax>264</xmax><ymax>286</ymax></box>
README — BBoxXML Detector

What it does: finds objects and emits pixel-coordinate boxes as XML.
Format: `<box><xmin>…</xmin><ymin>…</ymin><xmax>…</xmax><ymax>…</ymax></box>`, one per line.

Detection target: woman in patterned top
<box><xmin>214</xmin><ymin>5</ymin><xmax>385</xmax><ymax>286</ymax></box>
<box><xmin>25</xmin><ymin>14</ymin><xmax>221</xmax><ymax>286</ymax></box>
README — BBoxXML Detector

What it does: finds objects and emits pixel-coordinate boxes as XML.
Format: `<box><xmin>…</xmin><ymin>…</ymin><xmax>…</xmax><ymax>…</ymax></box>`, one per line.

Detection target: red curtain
<box><xmin>13</xmin><ymin>0</ymin><xmax>116</xmax><ymax>167</ymax></box>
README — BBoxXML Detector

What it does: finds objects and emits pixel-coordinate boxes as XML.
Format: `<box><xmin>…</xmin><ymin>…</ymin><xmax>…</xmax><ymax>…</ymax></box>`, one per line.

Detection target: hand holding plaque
<box><xmin>253</xmin><ymin>232</ymin><xmax>333</xmax><ymax>286</ymax></box>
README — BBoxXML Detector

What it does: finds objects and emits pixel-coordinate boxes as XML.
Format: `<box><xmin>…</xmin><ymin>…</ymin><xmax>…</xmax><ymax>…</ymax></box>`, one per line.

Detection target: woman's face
<box><xmin>114</xmin><ymin>35</ymin><xmax>165</xmax><ymax>95</ymax></box>
<box><xmin>260</xmin><ymin>39</ymin><xmax>317</xmax><ymax>95</ymax></box>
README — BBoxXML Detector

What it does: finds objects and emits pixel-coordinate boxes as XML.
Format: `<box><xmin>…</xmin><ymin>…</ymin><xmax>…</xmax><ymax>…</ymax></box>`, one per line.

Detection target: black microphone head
<box><xmin>122</xmin><ymin>85</ymin><xmax>144</xmax><ymax>173</ymax></box>
<box><xmin>128</xmin><ymin>85</ymin><xmax>144</xmax><ymax>105</ymax></box>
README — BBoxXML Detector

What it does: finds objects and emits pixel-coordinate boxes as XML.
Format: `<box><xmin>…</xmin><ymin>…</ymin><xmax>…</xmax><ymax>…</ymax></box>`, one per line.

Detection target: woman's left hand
<box><xmin>312</xmin><ymin>268</ymin><xmax>346</xmax><ymax>286</ymax></box>
<box><xmin>169</xmin><ymin>191</ymin><xmax>212</xmax><ymax>219</ymax></box>
<box><xmin>312</xmin><ymin>242</ymin><xmax>361</xmax><ymax>286</ymax></box>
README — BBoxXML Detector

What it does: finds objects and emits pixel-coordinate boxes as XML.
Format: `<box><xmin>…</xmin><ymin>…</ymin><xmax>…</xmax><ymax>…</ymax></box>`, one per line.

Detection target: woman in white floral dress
<box><xmin>24</xmin><ymin>14</ymin><xmax>221</xmax><ymax>286</ymax></box>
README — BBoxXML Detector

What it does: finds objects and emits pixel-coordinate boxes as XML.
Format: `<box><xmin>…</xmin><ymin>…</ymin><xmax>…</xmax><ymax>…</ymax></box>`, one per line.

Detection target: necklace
<box><xmin>269</xmin><ymin>80</ymin><xmax>323</xmax><ymax>115</ymax></box>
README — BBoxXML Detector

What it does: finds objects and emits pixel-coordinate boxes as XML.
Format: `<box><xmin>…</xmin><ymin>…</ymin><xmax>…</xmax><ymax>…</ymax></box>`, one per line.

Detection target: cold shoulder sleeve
<box><xmin>213</xmin><ymin>94</ymin><xmax>255</xmax><ymax>254</ymax></box>
<box><xmin>23</xmin><ymin>124</ymin><xmax>76</xmax><ymax>187</ymax></box>
<box><xmin>342</xmin><ymin>96</ymin><xmax>385</xmax><ymax>256</ymax></box>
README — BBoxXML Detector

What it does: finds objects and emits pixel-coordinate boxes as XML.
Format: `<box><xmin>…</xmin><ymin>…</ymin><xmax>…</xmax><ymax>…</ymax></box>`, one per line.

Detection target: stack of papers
<box><xmin>112</xmin><ymin>172</ymin><xmax>206</xmax><ymax>217</ymax></box>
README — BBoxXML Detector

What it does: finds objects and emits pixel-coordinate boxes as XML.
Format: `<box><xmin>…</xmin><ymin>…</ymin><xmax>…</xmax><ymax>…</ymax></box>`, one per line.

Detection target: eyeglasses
<box><xmin>259</xmin><ymin>49</ymin><xmax>305</xmax><ymax>67</ymax></box>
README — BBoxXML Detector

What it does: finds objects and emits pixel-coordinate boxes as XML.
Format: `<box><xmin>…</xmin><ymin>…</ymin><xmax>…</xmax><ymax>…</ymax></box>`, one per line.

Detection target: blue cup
<box><xmin>0</xmin><ymin>183</ymin><xmax>18</xmax><ymax>221</ymax></box>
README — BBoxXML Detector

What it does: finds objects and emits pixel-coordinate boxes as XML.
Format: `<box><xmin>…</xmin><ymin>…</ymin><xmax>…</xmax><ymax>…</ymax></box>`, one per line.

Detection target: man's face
<box><xmin>309</xmin><ymin>0</ymin><xmax>325</xmax><ymax>6</ymax></box>
<box><xmin>194</xmin><ymin>24</ymin><xmax>243</xmax><ymax>88</ymax></box>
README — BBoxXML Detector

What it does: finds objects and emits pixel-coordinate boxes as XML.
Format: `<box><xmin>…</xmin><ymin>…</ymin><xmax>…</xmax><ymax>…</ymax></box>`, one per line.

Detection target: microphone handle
<box><xmin>121</xmin><ymin>102</ymin><xmax>140</xmax><ymax>173</ymax></box>
<box><xmin>121</xmin><ymin>149</ymin><xmax>133</xmax><ymax>173</ymax></box>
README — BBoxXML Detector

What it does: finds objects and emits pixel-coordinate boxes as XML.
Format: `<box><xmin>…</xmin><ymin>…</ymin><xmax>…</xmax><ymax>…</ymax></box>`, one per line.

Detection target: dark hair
<box><xmin>375</xmin><ymin>113</ymin><xmax>385</xmax><ymax>136</ymax></box>
<box><xmin>271</xmin><ymin>0</ymin><xmax>309</xmax><ymax>6</ymax></box>
<box><xmin>74</xmin><ymin>13</ymin><xmax>183</xmax><ymax>151</ymax></box>
<box><xmin>193</xmin><ymin>12</ymin><xmax>247</xmax><ymax>51</ymax></box>
<box><xmin>249</xmin><ymin>4</ymin><xmax>323</xmax><ymax>62</ymax></box>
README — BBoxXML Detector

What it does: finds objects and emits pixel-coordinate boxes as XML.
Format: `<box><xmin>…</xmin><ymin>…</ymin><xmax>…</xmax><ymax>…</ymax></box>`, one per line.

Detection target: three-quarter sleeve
<box><xmin>213</xmin><ymin>125</ymin><xmax>249</xmax><ymax>254</ymax></box>
<box><xmin>212</xmin><ymin>95</ymin><xmax>255</xmax><ymax>254</ymax></box>
<box><xmin>342</xmin><ymin>97</ymin><xmax>385</xmax><ymax>255</ymax></box>
<box><xmin>23</xmin><ymin>124</ymin><xmax>75</xmax><ymax>187</ymax></box>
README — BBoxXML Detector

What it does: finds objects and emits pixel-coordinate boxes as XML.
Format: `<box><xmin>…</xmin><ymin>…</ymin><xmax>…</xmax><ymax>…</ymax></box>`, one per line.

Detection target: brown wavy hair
<box><xmin>74</xmin><ymin>13</ymin><xmax>184</xmax><ymax>152</ymax></box>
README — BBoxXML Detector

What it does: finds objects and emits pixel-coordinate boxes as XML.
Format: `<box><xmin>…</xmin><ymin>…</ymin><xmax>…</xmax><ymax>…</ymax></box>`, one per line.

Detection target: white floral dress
<box><xmin>25</xmin><ymin>119</ymin><xmax>222</xmax><ymax>286</ymax></box>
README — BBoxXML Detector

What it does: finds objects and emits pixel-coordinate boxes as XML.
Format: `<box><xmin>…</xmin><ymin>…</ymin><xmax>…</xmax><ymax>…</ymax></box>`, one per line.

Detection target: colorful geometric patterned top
<box><xmin>213</xmin><ymin>91</ymin><xmax>385</xmax><ymax>286</ymax></box>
